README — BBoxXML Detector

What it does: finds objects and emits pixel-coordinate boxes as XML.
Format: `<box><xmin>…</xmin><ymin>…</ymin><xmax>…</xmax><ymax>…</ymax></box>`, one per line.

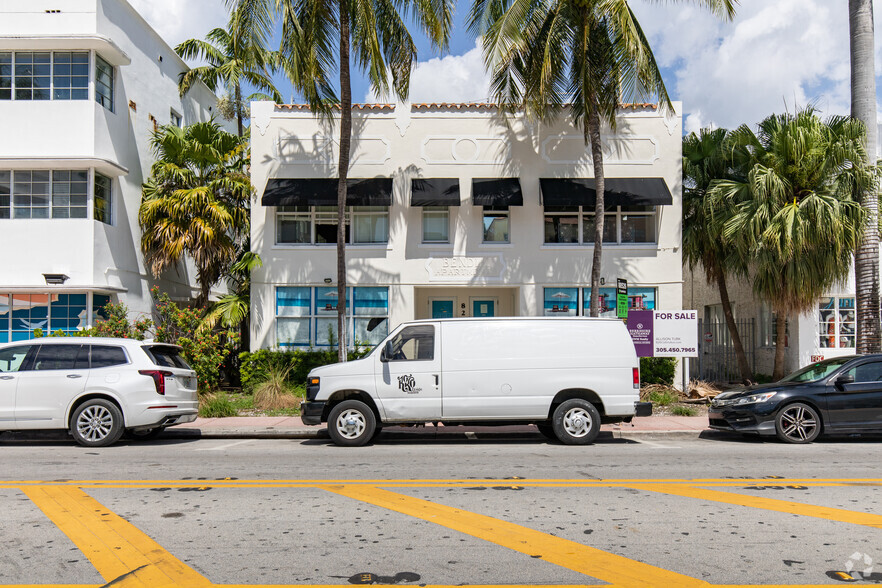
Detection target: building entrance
<box><xmin>416</xmin><ymin>288</ymin><xmax>515</xmax><ymax>320</ymax></box>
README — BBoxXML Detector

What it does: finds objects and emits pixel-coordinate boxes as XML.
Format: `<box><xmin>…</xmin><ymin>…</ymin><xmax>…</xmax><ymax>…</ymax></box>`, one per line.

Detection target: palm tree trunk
<box><xmin>336</xmin><ymin>0</ymin><xmax>351</xmax><ymax>363</ymax></box>
<box><xmin>587</xmin><ymin>109</ymin><xmax>605</xmax><ymax>317</ymax></box>
<box><xmin>772</xmin><ymin>306</ymin><xmax>788</xmax><ymax>381</ymax></box>
<box><xmin>235</xmin><ymin>83</ymin><xmax>244</xmax><ymax>138</ymax></box>
<box><xmin>715</xmin><ymin>269</ymin><xmax>752</xmax><ymax>383</ymax></box>
<box><xmin>850</xmin><ymin>0</ymin><xmax>880</xmax><ymax>354</ymax></box>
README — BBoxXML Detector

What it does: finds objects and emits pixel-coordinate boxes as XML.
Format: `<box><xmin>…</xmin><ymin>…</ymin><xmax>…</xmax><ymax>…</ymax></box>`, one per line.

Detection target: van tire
<box><xmin>328</xmin><ymin>400</ymin><xmax>376</xmax><ymax>447</ymax></box>
<box><xmin>552</xmin><ymin>399</ymin><xmax>601</xmax><ymax>445</ymax></box>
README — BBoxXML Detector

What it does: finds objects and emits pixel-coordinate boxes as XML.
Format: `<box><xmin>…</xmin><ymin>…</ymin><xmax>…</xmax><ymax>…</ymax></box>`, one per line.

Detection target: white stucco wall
<box><xmin>250</xmin><ymin>101</ymin><xmax>685</xmax><ymax>352</ymax></box>
<box><xmin>0</xmin><ymin>0</ymin><xmax>224</xmax><ymax>326</ymax></box>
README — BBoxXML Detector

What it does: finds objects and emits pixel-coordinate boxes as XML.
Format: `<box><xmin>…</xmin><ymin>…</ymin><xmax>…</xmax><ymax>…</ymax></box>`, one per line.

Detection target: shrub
<box><xmin>79</xmin><ymin>301</ymin><xmax>152</xmax><ymax>339</ymax></box>
<box><xmin>671</xmin><ymin>405</ymin><xmax>698</xmax><ymax>416</ymax></box>
<box><xmin>199</xmin><ymin>392</ymin><xmax>238</xmax><ymax>418</ymax></box>
<box><xmin>640</xmin><ymin>357</ymin><xmax>677</xmax><ymax>386</ymax></box>
<box><xmin>152</xmin><ymin>287</ymin><xmax>238</xmax><ymax>394</ymax></box>
<box><xmin>239</xmin><ymin>347</ymin><xmax>372</xmax><ymax>393</ymax></box>
<box><xmin>646</xmin><ymin>387</ymin><xmax>678</xmax><ymax>406</ymax></box>
<box><xmin>253</xmin><ymin>362</ymin><xmax>302</xmax><ymax>410</ymax></box>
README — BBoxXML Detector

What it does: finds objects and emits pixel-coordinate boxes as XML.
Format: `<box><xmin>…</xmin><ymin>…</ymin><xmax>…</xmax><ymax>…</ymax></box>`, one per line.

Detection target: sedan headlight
<box><xmin>732</xmin><ymin>391</ymin><xmax>778</xmax><ymax>405</ymax></box>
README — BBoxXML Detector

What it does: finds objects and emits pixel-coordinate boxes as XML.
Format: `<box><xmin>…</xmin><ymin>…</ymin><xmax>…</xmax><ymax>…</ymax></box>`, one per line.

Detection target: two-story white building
<box><xmin>249</xmin><ymin>101</ymin><xmax>685</xmax><ymax>351</ymax></box>
<box><xmin>0</xmin><ymin>0</ymin><xmax>221</xmax><ymax>343</ymax></box>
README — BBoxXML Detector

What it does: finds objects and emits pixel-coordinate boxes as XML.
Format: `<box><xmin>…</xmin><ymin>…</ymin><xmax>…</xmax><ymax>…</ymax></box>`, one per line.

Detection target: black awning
<box><xmin>411</xmin><ymin>178</ymin><xmax>460</xmax><ymax>206</ymax></box>
<box><xmin>472</xmin><ymin>178</ymin><xmax>523</xmax><ymax>206</ymax></box>
<box><xmin>540</xmin><ymin>178</ymin><xmax>672</xmax><ymax>207</ymax></box>
<box><xmin>261</xmin><ymin>178</ymin><xmax>392</xmax><ymax>206</ymax></box>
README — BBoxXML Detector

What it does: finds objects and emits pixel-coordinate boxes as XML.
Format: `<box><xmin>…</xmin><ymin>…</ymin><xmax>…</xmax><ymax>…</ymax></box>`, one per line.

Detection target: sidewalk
<box><xmin>165</xmin><ymin>414</ymin><xmax>711</xmax><ymax>440</ymax></box>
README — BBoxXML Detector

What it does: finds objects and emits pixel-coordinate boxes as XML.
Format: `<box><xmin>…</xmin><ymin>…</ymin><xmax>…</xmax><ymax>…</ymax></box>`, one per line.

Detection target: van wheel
<box><xmin>552</xmin><ymin>399</ymin><xmax>601</xmax><ymax>445</ymax></box>
<box><xmin>328</xmin><ymin>400</ymin><xmax>376</xmax><ymax>447</ymax></box>
<box><xmin>70</xmin><ymin>399</ymin><xmax>124</xmax><ymax>447</ymax></box>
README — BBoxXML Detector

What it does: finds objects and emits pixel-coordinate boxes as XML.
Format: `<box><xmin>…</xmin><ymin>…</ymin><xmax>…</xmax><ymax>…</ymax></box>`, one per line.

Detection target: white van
<box><xmin>302</xmin><ymin>317</ymin><xmax>650</xmax><ymax>446</ymax></box>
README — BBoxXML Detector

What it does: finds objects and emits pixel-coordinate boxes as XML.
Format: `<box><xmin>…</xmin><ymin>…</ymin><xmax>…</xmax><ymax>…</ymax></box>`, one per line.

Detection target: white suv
<box><xmin>0</xmin><ymin>337</ymin><xmax>198</xmax><ymax>446</ymax></box>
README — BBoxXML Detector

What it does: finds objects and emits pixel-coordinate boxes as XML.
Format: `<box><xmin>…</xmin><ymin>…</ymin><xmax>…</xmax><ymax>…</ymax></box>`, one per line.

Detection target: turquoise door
<box><xmin>472</xmin><ymin>300</ymin><xmax>495</xmax><ymax>317</ymax></box>
<box><xmin>431</xmin><ymin>300</ymin><xmax>454</xmax><ymax>319</ymax></box>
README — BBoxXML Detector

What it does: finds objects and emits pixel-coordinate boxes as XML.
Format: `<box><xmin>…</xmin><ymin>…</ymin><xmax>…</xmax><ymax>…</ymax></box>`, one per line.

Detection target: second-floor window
<box><xmin>0</xmin><ymin>51</ymin><xmax>89</xmax><ymax>101</ymax></box>
<box><xmin>93</xmin><ymin>173</ymin><xmax>112</xmax><ymax>224</ymax></box>
<box><xmin>95</xmin><ymin>55</ymin><xmax>114</xmax><ymax>111</ymax></box>
<box><xmin>276</xmin><ymin>206</ymin><xmax>388</xmax><ymax>245</ymax></box>
<box><xmin>422</xmin><ymin>206</ymin><xmax>450</xmax><ymax>244</ymax></box>
<box><xmin>0</xmin><ymin>170</ymin><xmax>89</xmax><ymax>219</ymax></box>
<box><xmin>544</xmin><ymin>205</ymin><xmax>657</xmax><ymax>245</ymax></box>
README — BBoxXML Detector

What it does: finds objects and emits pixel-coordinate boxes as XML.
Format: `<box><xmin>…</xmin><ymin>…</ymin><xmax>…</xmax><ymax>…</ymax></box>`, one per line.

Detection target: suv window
<box><xmin>90</xmin><ymin>345</ymin><xmax>128</xmax><ymax>368</ymax></box>
<box><xmin>387</xmin><ymin>326</ymin><xmax>435</xmax><ymax>361</ymax></box>
<box><xmin>32</xmin><ymin>344</ymin><xmax>85</xmax><ymax>371</ymax></box>
<box><xmin>144</xmin><ymin>345</ymin><xmax>191</xmax><ymax>369</ymax></box>
<box><xmin>0</xmin><ymin>345</ymin><xmax>31</xmax><ymax>372</ymax></box>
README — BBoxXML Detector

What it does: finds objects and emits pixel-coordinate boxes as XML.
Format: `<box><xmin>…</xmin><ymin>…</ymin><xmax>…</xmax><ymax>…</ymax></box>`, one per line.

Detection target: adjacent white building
<box><xmin>249</xmin><ymin>101</ymin><xmax>685</xmax><ymax>351</ymax></box>
<box><xmin>0</xmin><ymin>0</ymin><xmax>221</xmax><ymax>343</ymax></box>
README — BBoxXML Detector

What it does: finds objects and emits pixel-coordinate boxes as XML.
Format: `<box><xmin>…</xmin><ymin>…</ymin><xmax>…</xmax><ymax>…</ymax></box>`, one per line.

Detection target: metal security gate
<box><xmin>692</xmin><ymin>318</ymin><xmax>755</xmax><ymax>383</ymax></box>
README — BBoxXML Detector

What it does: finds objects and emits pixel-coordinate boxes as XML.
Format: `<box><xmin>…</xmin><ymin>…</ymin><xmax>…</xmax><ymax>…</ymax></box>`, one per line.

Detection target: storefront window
<box><xmin>275</xmin><ymin>286</ymin><xmax>388</xmax><ymax>348</ymax></box>
<box><xmin>818</xmin><ymin>296</ymin><xmax>855</xmax><ymax>348</ymax></box>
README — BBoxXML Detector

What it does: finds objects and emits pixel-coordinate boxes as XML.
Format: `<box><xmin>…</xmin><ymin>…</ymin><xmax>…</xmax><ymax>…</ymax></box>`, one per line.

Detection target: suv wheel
<box><xmin>70</xmin><ymin>399</ymin><xmax>124</xmax><ymax>447</ymax></box>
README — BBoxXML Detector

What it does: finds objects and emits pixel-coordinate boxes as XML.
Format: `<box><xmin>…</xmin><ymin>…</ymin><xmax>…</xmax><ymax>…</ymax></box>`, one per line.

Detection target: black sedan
<box><xmin>708</xmin><ymin>355</ymin><xmax>882</xmax><ymax>443</ymax></box>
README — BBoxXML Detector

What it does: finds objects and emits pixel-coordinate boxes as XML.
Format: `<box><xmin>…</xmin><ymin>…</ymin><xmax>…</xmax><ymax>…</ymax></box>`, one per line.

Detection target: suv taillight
<box><xmin>633</xmin><ymin>367</ymin><xmax>640</xmax><ymax>389</ymax></box>
<box><xmin>139</xmin><ymin>370</ymin><xmax>172</xmax><ymax>395</ymax></box>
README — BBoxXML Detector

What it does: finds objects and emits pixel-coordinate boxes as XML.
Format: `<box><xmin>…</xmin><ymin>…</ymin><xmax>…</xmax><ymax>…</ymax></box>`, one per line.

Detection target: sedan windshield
<box><xmin>779</xmin><ymin>357</ymin><xmax>855</xmax><ymax>383</ymax></box>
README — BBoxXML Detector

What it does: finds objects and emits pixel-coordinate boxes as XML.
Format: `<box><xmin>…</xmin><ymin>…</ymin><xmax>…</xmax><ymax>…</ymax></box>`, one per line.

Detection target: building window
<box><xmin>275</xmin><ymin>206</ymin><xmax>388</xmax><ymax>245</ymax></box>
<box><xmin>93</xmin><ymin>173</ymin><xmax>111</xmax><ymax>224</ymax></box>
<box><xmin>170</xmin><ymin>109</ymin><xmax>182</xmax><ymax>127</ymax></box>
<box><xmin>543</xmin><ymin>287</ymin><xmax>656</xmax><ymax>318</ymax></box>
<box><xmin>482</xmin><ymin>208</ymin><xmax>509</xmax><ymax>243</ymax></box>
<box><xmin>275</xmin><ymin>286</ymin><xmax>389</xmax><ymax>348</ymax></box>
<box><xmin>819</xmin><ymin>296</ymin><xmax>855</xmax><ymax>348</ymax></box>
<box><xmin>0</xmin><ymin>171</ymin><xmax>9</xmax><ymax>219</ymax></box>
<box><xmin>52</xmin><ymin>52</ymin><xmax>89</xmax><ymax>100</ymax></box>
<box><xmin>422</xmin><ymin>206</ymin><xmax>449</xmax><ymax>243</ymax></box>
<box><xmin>0</xmin><ymin>293</ymin><xmax>103</xmax><ymax>342</ymax></box>
<box><xmin>759</xmin><ymin>304</ymin><xmax>789</xmax><ymax>348</ymax></box>
<box><xmin>544</xmin><ymin>205</ymin><xmax>657</xmax><ymax>244</ymax></box>
<box><xmin>0</xmin><ymin>51</ymin><xmax>88</xmax><ymax>101</ymax></box>
<box><xmin>50</xmin><ymin>170</ymin><xmax>88</xmax><ymax>218</ymax></box>
<box><xmin>95</xmin><ymin>55</ymin><xmax>114</xmax><ymax>111</ymax></box>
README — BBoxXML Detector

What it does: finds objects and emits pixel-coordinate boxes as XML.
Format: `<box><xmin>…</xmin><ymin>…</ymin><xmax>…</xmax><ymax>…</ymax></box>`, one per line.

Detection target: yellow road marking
<box><xmin>322</xmin><ymin>484</ymin><xmax>709</xmax><ymax>588</ymax></box>
<box><xmin>21</xmin><ymin>485</ymin><xmax>211</xmax><ymax>587</ymax></box>
<box><xmin>628</xmin><ymin>483</ymin><xmax>882</xmax><ymax>529</ymax></box>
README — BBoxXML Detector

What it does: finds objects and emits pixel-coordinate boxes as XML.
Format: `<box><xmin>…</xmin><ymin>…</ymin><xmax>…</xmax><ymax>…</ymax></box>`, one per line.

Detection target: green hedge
<box><xmin>239</xmin><ymin>347</ymin><xmax>372</xmax><ymax>393</ymax></box>
<box><xmin>640</xmin><ymin>357</ymin><xmax>678</xmax><ymax>386</ymax></box>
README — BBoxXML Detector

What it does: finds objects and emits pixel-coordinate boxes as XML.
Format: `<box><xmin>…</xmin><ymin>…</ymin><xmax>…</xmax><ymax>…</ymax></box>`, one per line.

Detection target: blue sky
<box><xmin>131</xmin><ymin>0</ymin><xmax>882</xmax><ymax>135</ymax></box>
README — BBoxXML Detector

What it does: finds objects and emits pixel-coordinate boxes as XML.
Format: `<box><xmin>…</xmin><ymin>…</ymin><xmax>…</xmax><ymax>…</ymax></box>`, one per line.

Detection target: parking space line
<box><xmin>195</xmin><ymin>440</ymin><xmax>254</xmax><ymax>451</ymax></box>
<box><xmin>321</xmin><ymin>484</ymin><xmax>709</xmax><ymax>587</ymax></box>
<box><xmin>21</xmin><ymin>485</ymin><xmax>212</xmax><ymax>587</ymax></box>
<box><xmin>626</xmin><ymin>483</ymin><xmax>882</xmax><ymax>529</ymax></box>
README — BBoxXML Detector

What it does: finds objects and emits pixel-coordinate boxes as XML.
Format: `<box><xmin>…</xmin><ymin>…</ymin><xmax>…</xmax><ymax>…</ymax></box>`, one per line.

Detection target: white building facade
<box><xmin>250</xmin><ymin>101</ymin><xmax>685</xmax><ymax>351</ymax></box>
<box><xmin>0</xmin><ymin>0</ymin><xmax>220</xmax><ymax>343</ymax></box>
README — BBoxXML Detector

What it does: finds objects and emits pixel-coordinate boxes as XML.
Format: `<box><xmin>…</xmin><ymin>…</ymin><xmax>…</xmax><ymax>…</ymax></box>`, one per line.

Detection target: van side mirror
<box><xmin>835</xmin><ymin>374</ymin><xmax>855</xmax><ymax>390</ymax></box>
<box><xmin>380</xmin><ymin>341</ymin><xmax>393</xmax><ymax>363</ymax></box>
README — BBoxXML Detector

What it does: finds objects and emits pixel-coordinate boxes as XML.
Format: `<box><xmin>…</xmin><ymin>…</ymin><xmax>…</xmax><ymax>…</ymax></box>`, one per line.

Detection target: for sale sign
<box><xmin>627</xmin><ymin>310</ymin><xmax>698</xmax><ymax>358</ymax></box>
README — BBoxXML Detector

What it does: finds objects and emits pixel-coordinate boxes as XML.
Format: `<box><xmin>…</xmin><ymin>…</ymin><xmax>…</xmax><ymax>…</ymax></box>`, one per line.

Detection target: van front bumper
<box><xmin>635</xmin><ymin>402</ymin><xmax>652</xmax><ymax>417</ymax></box>
<box><xmin>300</xmin><ymin>401</ymin><xmax>326</xmax><ymax>425</ymax></box>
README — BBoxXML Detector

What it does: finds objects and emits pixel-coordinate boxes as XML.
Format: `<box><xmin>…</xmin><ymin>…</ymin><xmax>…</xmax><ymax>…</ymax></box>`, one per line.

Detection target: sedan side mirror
<box><xmin>835</xmin><ymin>374</ymin><xmax>855</xmax><ymax>390</ymax></box>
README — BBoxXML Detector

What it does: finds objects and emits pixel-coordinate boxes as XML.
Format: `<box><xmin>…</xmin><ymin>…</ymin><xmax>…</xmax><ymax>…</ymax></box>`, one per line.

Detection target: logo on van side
<box><xmin>398</xmin><ymin>374</ymin><xmax>420</xmax><ymax>394</ymax></box>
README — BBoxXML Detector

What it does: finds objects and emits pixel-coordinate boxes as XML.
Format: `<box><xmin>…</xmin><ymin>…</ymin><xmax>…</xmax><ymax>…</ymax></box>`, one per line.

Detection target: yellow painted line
<box><xmin>21</xmin><ymin>485</ymin><xmax>212</xmax><ymax>587</ymax></box>
<box><xmin>322</xmin><ymin>484</ymin><xmax>709</xmax><ymax>588</ymax></box>
<box><xmin>627</xmin><ymin>483</ymin><xmax>882</xmax><ymax>529</ymax></box>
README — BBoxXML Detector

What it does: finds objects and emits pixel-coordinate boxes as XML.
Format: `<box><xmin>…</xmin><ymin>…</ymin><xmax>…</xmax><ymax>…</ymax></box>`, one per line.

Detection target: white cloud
<box><xmin>126</xmin><ymin>0</ymin><xmax>228</xmax><ymax>54</ymax></box>
<box><xmin>631</xmin><ymin>0</ymin><xmax>878</xmax><ymax>131</ymax></box>
<box><xmin>364</xmin><ymin>40</ymin><xmax>491</xmax><ymax>103</ymax></box>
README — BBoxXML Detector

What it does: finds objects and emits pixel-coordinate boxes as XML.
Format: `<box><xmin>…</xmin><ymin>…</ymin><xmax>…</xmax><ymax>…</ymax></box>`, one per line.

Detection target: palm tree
<box><xmin>683</xmin><ymin>127</ymin><xmax>753</xmax><ymax>383</ymax></box>
<box><xmin>175</xmin><ymin>2</ymin><xmax>282</xmax><ymax>136</ymax></box>
<box><xmin>469</xmin><ymin>0</ymin><xmax>736</xmax><ymax>316</ymax></box>
<box><xmin>253</xmin><ymin>0</ymin><xmax>454</xmax><ymax>361</ymax></box>
<box><xmin>140</xmin><ymin>122</ymin><xmax>252</xmax><ymax>307</ymax></box>
<box><xmin>849</xmin><ymin>0</ymin><xmax>880</xmax><ymax>354</ymax></box>
<box><xmin>711</xmin><ymin>109</ymin><xmax>874</xmax><ymax>380</ymax></box>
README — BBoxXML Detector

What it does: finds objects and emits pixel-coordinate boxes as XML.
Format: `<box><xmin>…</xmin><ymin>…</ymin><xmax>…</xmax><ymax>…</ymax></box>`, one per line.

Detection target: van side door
<box><xmin>374</xmin><ymin>324</ymin><xmax>442</xmax><ymax>421</ymax></box>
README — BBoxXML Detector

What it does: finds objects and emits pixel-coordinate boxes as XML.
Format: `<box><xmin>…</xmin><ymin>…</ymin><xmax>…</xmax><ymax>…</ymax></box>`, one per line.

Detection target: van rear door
<box><xmin>374</xmin><ymin>323</ymin><xmax>442</xmax><ymax>420</ymax></box>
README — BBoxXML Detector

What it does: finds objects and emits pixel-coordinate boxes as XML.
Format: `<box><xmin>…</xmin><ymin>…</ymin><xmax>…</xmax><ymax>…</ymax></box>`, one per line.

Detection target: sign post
<box><xmin>616</xmin><ymin>278</ymin><xmax>628</xmax><ymax>319</ymax></box>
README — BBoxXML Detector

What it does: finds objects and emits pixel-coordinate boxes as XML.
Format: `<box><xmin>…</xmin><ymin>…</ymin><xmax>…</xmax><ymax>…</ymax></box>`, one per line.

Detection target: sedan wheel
<box><xmin>775</xmin><ymin>402</ymin><xmax>821</xmax><ymax>444</ymax></box>
<box><xmin>70</xmin><ymin>399</ymin><xmax>124</xmax><ymax>447</ymax></box>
